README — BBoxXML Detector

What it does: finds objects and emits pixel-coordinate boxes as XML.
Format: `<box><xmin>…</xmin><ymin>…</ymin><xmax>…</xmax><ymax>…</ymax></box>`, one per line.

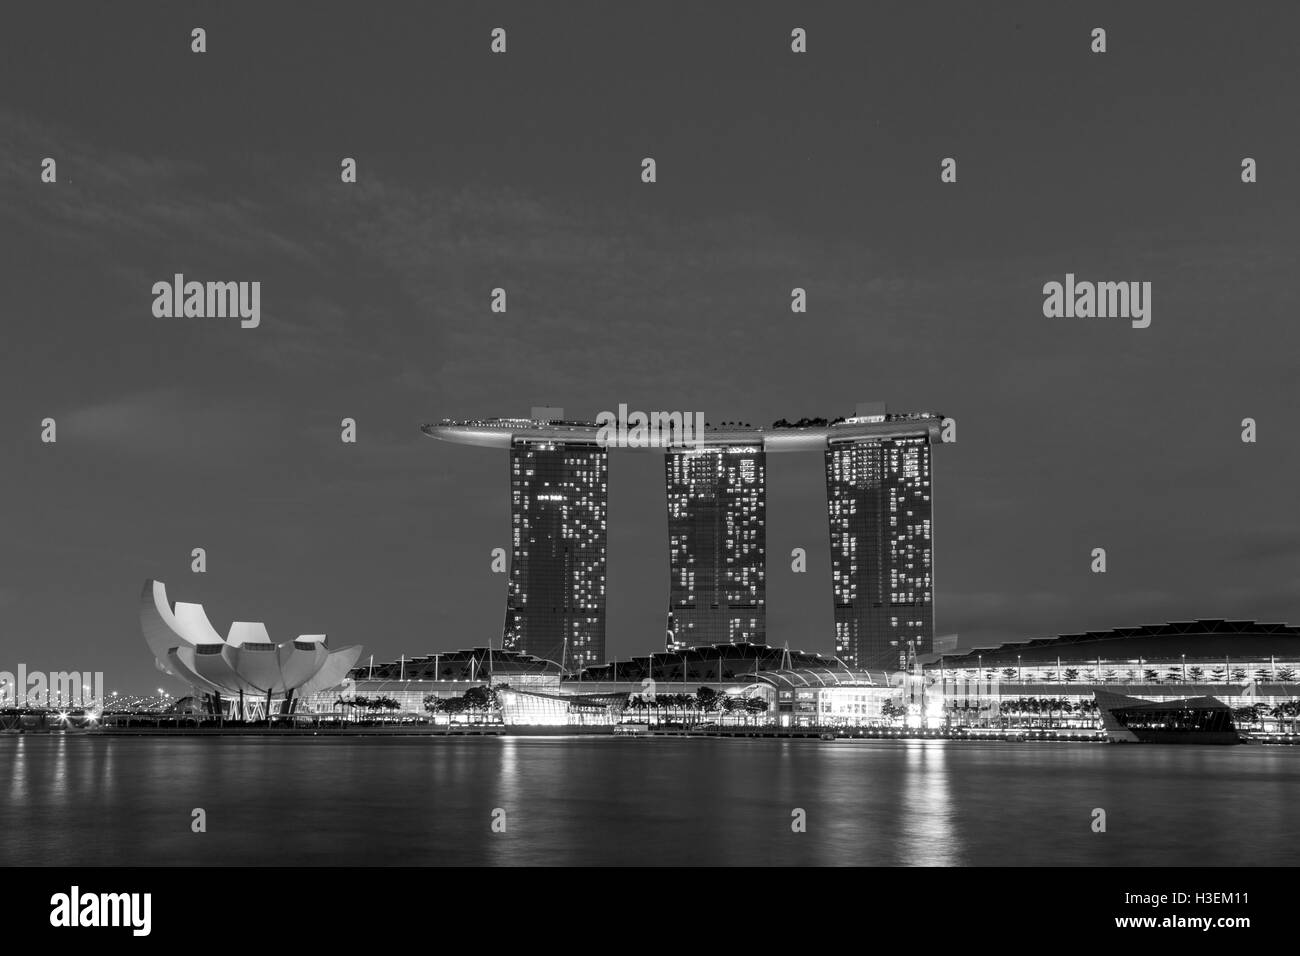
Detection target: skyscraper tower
<box><xmin>664</xmin><ymin>446</ymin><xmax>766</xmax><ymax>649</ymax></box>
<box><xmin>824</xmin><ymin>404</ymin><xmax>935</xmax><ymax>671</ymax></box>
<box><xmin>424</xmin><ymin>403</ymin><xmax>943</xmax><ymax>674</ymax></box>
<box><xmin>500</xmin><ymin>412</ymin><xmax>608</xmax><ymax>670</ymax></box>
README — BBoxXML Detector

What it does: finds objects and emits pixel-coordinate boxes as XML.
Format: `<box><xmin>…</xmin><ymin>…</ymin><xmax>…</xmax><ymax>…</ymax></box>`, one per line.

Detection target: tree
<box><xmin>1143</xmin><ymin>669</ymin><xmax>1160</xmax><ymax>683</ymax></box>
<box><xmin>462</xmin><ymin>686</ymin><xmax>497</xmax><ymax>713</ymax></box>
<box><xmin>1232</xmin><ymin>705</ymin><xmax>1263</xmax><ymax>727</ymax></box>
<box><xmin>1231</xmin><ymin>668</ymin><xmax>1248</xmax><ymax>683</ymax></box>
<box><xmin>1210</xmin><ymin>666</ymin><xmax>1227</xmax><ymax>682</ymax></box>
<box><xmin>696</xmin><ymin>687</ymin><xmax>718</xmax><ymax>712</ymax></box>
<box><xmin>463</xmin><ymin>686</ymin><xmax>487</xmax><ymax>709</ymax></box>
<box><xmin>1187</xmin><ymin>666</ymin><xmax>1205</xmax><ymax>683</ymax></box>
<box><xmin>1001</xmin><ymin>667</ymin><xmax>1017</xmax><ymax>681</ymax></box>
<box><xmin>1063</xmin><ymin>668</ymin><xmax>1080</xmax><ymax>683</ymax></box>
<box><xmin>1277</xmin><ymin>667</ymin><xmax>1297</xmax><ymax>683</ymax></box>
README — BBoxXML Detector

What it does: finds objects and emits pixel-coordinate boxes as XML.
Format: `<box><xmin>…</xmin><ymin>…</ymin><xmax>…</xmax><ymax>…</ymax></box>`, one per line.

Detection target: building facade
<box><xmin>664</xmin><ymin>446</ymin><xmax>766</xmax><ymax>649</ymax></box>
<box><xmin>825</xmin><ymin>432</ymin><xmax>934</xmax><ymax>671</ymax></box>
<box><xmin>504</xmin><ymin>438</ymin><xmax>608</xmax><ymax>670</ymax></box>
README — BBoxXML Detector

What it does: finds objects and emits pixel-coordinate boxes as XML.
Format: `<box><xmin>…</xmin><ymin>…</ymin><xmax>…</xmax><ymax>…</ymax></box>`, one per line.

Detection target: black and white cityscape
<box><xmin>1</xmin><ymin>1</ymin><xmax>1298</xmax><ymax>930</ymax></box>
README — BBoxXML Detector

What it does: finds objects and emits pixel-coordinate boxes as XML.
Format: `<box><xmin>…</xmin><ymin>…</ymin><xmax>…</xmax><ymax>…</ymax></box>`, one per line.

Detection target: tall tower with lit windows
<box><xmin>824</xmin><ymin>410</ymin><xmax>934</xmax><ymax>671</ymax></box>
<box><xmin>424</xmin><ymin>402</ymin><xmax>943</xmax><ymax>673</ymax></box>
<box><xmin>504</xmin><ymin>436</ymin><xmax>608</xmax><ymax>671</ymax></box>
<box><xmin>664</xmin><ymin>446</ymin><xmax>766</xmax><ymax>649</ymax></box>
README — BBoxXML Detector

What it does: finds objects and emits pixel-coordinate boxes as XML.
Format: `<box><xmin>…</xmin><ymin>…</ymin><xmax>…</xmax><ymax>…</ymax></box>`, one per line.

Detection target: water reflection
<box><xmin>900</xmin><ymin>741</ymin><xmax>957</xmax><ymax>866</ymax></box>
<box><xmin>0</xmin><ymin>736</ymin><xmax>1297</xmax><ymax>866</ymax></box>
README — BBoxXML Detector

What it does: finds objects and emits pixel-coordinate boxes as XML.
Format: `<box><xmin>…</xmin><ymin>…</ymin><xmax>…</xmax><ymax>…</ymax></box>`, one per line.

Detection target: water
<box><xmin>1</xmin><ymin>735</ymin><xmax>1297</xmax><ymax>866</ymax></box>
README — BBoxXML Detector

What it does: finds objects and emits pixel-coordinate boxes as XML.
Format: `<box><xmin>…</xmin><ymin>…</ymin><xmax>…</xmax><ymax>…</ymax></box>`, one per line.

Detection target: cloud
<box><xmin>60</xmin><ymin>388</ymin><xmax>288</xmax><ymax>460</ymax></box>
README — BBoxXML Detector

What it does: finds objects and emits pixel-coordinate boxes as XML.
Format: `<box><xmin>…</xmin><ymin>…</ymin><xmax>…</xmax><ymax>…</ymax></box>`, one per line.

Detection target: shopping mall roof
<box><xmin>571</xmin><ymin>642</ymin><xmax>840</xmax><ymax>683</ymax></box>
<box><xmin>933</xmin><ymin>619</ymin><xmax>1300</xmax><ymax>668</ymax></box>
<box><xmin>347</xmin><ymin>647</ymin><xmax>563</xmax><ymax>681</ymax></box>
<box><xmin>755</xmin><ymin>666</ymin><xmax>891</xmax><ymax>689</ymax></box>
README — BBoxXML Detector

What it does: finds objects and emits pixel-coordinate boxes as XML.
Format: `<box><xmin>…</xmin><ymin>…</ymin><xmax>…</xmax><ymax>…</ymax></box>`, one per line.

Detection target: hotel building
<box><xmin>665</xmin><ymin>446</ymin><xmax>766</xmax><ymax>649</ymax></box>
<box><xmin>504</xmin><ymin>418</ymin><xmax>608</xmax><ymax>671</ymax></box>
<box><xmin>423</xmin><ymin>403</ymin><xmax>944</xmax><ymax>670</ymax></box>
<box><xmin>825</xmin><ymin>412</ymin><xmax>935</xmax><ymax>671</ymax></box>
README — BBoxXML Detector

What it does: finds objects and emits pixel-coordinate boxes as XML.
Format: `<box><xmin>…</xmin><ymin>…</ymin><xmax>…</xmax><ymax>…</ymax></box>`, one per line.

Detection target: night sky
<box><xmin>3</xmin><ymin>2</ymin><xmax>1299</xmax><ymax>694</ymax></box>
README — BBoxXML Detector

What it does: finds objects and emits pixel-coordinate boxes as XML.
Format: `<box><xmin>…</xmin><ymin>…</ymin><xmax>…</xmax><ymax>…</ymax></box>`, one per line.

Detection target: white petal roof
<box><xmin>139</xmin><ymin>579</ymin><xmax>362</xmax><ymax>699</ymax></box>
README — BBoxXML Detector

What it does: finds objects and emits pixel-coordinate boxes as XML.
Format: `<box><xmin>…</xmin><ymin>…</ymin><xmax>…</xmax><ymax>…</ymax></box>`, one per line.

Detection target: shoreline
<box><xmin>6</xmin><ymin>724</ymin><xmax>1299</xmax><ymax>744</ymax></box>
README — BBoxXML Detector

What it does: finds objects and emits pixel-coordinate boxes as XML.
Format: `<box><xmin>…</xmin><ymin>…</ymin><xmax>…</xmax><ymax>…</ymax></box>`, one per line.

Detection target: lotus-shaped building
<box><xmin>141</xmin><ymin>579</ymin><xmax>362</xmax><ymax>716</ymax></box>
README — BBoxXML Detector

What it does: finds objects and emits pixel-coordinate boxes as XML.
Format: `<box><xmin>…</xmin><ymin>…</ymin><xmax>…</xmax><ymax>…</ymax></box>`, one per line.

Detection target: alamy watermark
<box><xmin>595</xmin><ymin>405</ymin><xmax>706</xmax><ymax>449</ymax></box>
<box><xmin>0</xmin><ymin>665</ymin><xmax>104</xmax><ymax>707</ymax></box>
<box><xmin>151</xmin><ymin>273</ymin><xmax>260</xmax><ymax>329</ymax></box>
<box><xmin>49</xmin><ymin>886</ymin><xmax>150</xmax><ymax>936</ymax></box>
<box><xmin>1042</xmin><ymin>273</ymin><xmax>1151</xmax><ymax>328</ymax></box>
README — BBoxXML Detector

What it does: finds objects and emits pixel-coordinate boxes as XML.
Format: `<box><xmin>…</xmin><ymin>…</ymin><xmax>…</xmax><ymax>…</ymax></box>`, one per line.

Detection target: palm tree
<box><xmin>1065</xmin><ymin>698</ymin><xmax>1077</xmax><ymax>724</ymax></box>
<box><xmin>681</xmin><ymin>693</ymin><xmax>697</xmax><ymax>724</ymax></box>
